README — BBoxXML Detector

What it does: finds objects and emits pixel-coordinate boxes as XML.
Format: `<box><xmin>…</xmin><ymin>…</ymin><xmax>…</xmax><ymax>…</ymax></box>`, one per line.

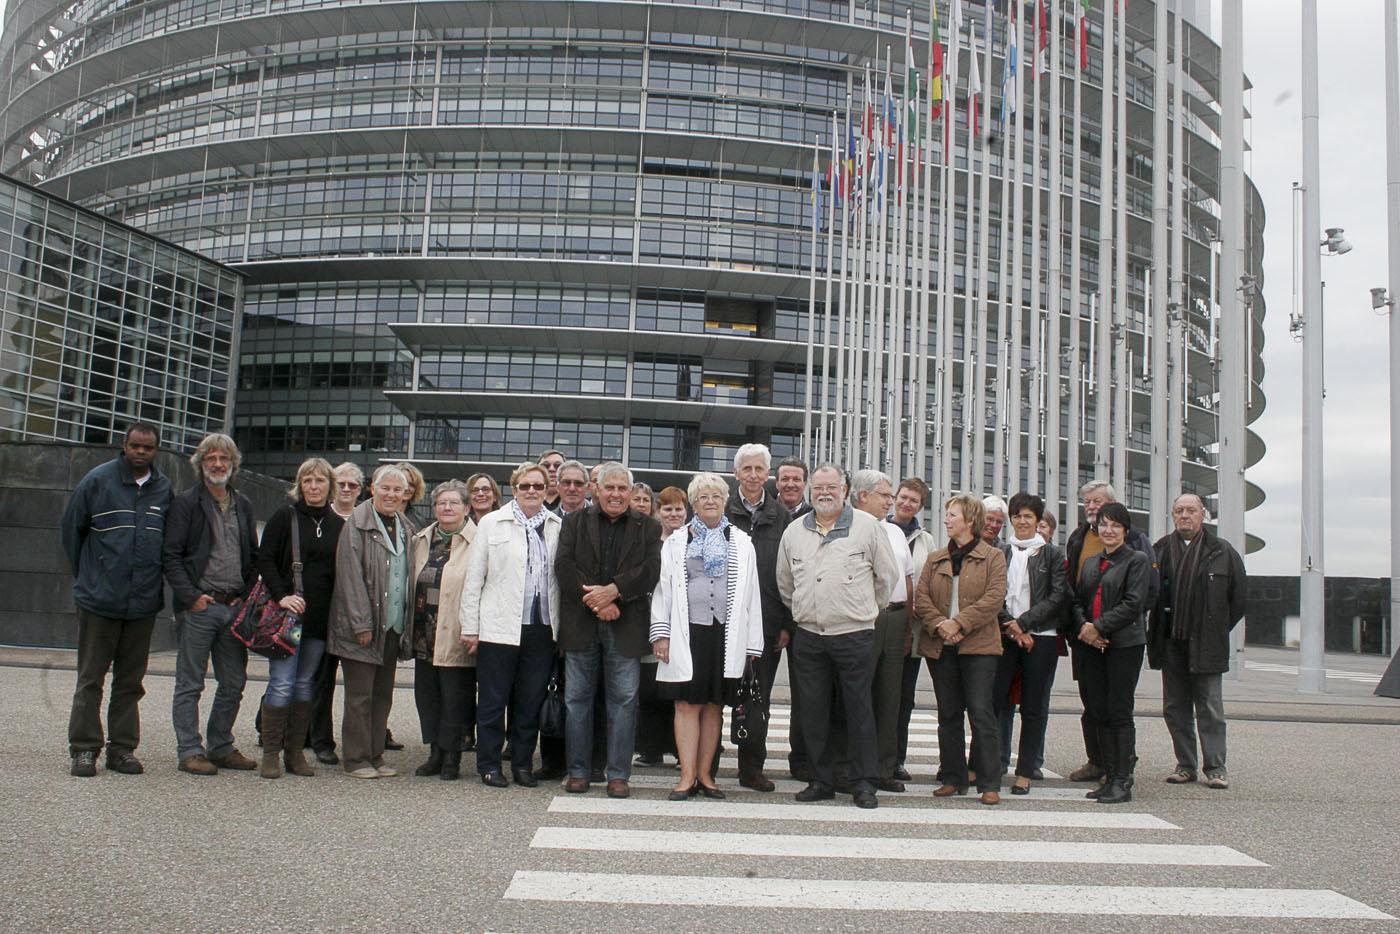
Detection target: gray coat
<box><xmin>328</xmin><ymin>500</ymin><xmax>417</xmax><ymax>665</ymax></box>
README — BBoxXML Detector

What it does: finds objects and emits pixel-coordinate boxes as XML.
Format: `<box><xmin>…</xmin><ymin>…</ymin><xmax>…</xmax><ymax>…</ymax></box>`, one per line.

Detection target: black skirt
<box><xmin>656</xmin><ymin>620</ymin><xmax>734</xmax><ymax>706</ymax></box>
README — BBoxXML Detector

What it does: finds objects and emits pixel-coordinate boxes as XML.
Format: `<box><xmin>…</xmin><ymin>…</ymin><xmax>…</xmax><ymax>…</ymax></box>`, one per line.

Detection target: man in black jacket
<box><xmin>1063</xmin><ymin>481</ymin><xmax>1157</xmax><ymax>783</ymax></box>
<box><xmin>726</xmin><ymin>444</ymin><xmax>794</xmax><ymax>792</ymax></box>
<box><xmin>162</xmin><ymin>433</ymin><xmax>259</xmax><ymax>776</ymax></box>
<box><xmin>554</xmin><ymin>462</ymin><xmax>662</xmax><ymax>798</ymax></box>
<box><xmin>1149</xmin><ymin>493</ymin><xmax>1247</xmax><ymax>789</ymax></box>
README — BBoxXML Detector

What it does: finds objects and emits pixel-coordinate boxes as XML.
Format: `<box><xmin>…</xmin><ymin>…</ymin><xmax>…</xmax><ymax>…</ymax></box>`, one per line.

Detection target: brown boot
<box><xmin>260</xmin><ymin>703</ymin><xmax>288</xmax><ymax>779</ymax></box>
<box><xmin>283</xmin><ymin>700</ymin><xmax>316</xmax><ymax>777</ymax></box>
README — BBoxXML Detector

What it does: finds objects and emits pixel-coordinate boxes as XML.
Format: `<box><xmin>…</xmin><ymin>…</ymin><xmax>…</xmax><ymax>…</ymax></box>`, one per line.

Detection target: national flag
<box><xmin>968</xmin><ymin>22</ymin><xmax>982</xmax><ymax>141</ymax></box>
<box><xmin>1038</xmin><ymin>0</ymin><xmax>1051</xmax><ymax>74</ymax></box>
<box><xmin>929</xmin><ymin>0</ymin><xmax>944</xmax><ymax>119</ymax></box>
<box><xmin>811</xmin><ymin>144</ymin><xmax>822</xmax><ymax>228</ymax></box>
<box><xmin>1078</xmin><ymin>0</ymin><xmax>1092</xmax><ymax>71</ymax></box>
<box><xmin>1002</xmin><ymin>3</ymin><xmax>1019</xmax><ymax>126</ymax></box>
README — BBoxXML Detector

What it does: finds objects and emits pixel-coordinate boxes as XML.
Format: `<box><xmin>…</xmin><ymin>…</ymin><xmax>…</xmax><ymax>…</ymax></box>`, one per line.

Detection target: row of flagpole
<box><xmin>797</xmin><ymin>0</ymin><xmax>1178</xmax><ymax>526</ymax></box>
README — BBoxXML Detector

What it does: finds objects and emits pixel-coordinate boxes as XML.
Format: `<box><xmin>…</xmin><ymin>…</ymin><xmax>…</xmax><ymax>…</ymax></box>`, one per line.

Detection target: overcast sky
<box><xmin>1237</xmin><ymin>0</ymin><xmax>1393</xmax><ymax>575</ymax></box>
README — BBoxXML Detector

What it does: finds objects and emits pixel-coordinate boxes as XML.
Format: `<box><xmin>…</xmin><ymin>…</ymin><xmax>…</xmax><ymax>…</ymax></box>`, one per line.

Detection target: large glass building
<box><xmin>0</xmin><ymin>0</ymin><xmax>1264</xmax><ymax>530</ymax></box>
<box><xmin>0</xmin><ymin>173</ymin><xmax>241</xmax><ymax>449</ymax></box>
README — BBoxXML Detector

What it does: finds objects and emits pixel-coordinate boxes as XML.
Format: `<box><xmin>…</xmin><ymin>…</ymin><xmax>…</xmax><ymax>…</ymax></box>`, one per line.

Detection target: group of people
<box><xmin>61</xmin><ymin>423</ymin><xmax>1246</xmax><ymax>810</ymax></box>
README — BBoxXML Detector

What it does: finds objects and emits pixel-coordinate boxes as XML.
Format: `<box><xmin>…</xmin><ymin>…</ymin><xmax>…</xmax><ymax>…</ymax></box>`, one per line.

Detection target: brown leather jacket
<box><xmin>913</xmin><ymin>539</ymin><xmax>1008</xmax><ymax>659</ymax></box>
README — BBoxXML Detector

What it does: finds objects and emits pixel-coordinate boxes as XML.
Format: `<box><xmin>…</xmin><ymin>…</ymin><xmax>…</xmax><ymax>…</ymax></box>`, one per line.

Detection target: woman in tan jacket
<box><xmin>409</xmin><ymin>480</ymin><xmax>476</xmax><ymax>781</ymax></box>
<box><xmin>914</xmin><ymin>492</ymin><xmax>1008</xmax><ymax>805</ymax></box>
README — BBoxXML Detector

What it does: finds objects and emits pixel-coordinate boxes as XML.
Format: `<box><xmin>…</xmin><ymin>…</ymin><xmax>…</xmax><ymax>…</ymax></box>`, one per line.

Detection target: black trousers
<box><xmin>1078</xmin><ymin>643</ymin><xmax>1145</xmax><ymax>732</ymax></box>
<box><xmin>791</xmin><ymin>627</ymin><xmax>877</xmax><ymax>794</ymax></box>
<box><xmin>309</xmin><ymin>650</ymin><xmax>339</xmax><ymax>753</ymax></box>
<box><xmin>413</xmin><ymin>659</ymin><xmax>474</xmax><ymax>750</ymax></box>
<box><xmin>538</xmin><ymin>656</ymin><xmax>607</xmax><ymax>772</ymax></box>
<box><xmin>1072</xmin><ymin>643</ymin><xmax>1105</xmax><ymax>767</ymax></box>
<box><xmin>735</xmin><ymin>635</ymin><xmax>784</xmax><ymax>777</ymax></box>
<box><xmin>476</xmin><ymin>625</ymin><xmax>556</xmax><ymax>774</ymax></box>
<box><xmin>992</xmin><ymin>635</ymin><xmax>1060</xmax><ymax>779</ymax></box>
<box><xmin>895</xmin><ymin>654</ymin><xmax>924</xmax><ymax>767</ymax></box>
<box><xmin>68</xmin><ymin>610</ymin><xmax>155</xmax><ymax>756</ymax></box>
<box><xmin>929</xmin><ymin>647</ymin><xmax>1001</xmax><ymax>793</ymax></box>
<box><xmin>636</xmin><ymin>661</ymin><xmax>676</xmax><ymax>760</ymax></box>
<box><xmin>784</xmin><ymin>643</ymin><xmax>809</xmax><ymax>773</ymax></box>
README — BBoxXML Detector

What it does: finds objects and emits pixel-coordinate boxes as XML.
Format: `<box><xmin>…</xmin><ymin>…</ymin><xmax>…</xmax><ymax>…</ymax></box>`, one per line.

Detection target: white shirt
<box><xmin>882</xmin><ymin>521</ymin><xmax>915</xmax><ymax>605</ymax></box>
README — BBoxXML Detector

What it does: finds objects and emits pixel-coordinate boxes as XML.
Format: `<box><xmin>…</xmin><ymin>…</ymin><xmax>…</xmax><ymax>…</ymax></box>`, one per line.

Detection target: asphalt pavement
<box><xmin>2</xmin><ymin>643</ymin><xmax>1397</xmax><ymax>931</ymax></box>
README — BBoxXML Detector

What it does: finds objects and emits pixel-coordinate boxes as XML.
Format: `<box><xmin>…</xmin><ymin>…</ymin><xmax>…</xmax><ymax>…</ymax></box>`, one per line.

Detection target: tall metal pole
<box><xmin>1219</xmin><ymin>1</ymin><xmax>1247</xmax><ymax>680</ymax></box>
<box><xmin>1299</xmin><ymin>0</ymin><xmax>1326</xmax><ymax>693</ymax></box>
<box><xmin>1386</xmin><ymin>0</ymin><xmax>1400</xmax><ymax>659</ymax></box>
<box><xmin>1149</xmin><ymin>0</ymin><xmax>1171</xmax><ymax>541</ymax></box>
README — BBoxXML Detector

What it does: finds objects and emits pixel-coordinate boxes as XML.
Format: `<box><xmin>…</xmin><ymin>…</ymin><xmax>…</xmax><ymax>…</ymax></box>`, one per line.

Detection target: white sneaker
<box><xmin>347</xmin><ymin>766</ymin><xmax>379</xmax><ymax>779</ymax></box>
<box><xmin>375</xmin><ymin>764</ymin><xmax>398</xmax><ymax>777</ymax></box>
<box><xmin>1203</xmin><ymin>772</ymin><xmax>1229</xmax><ymax>789</ymax></box>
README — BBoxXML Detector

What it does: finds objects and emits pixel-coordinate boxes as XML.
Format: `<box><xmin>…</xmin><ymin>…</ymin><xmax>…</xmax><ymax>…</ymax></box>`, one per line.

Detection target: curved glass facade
<box><xmin>0</xmin><ymin>0</ymin><xmax>1264</xmax><ymax>523</ymax></box>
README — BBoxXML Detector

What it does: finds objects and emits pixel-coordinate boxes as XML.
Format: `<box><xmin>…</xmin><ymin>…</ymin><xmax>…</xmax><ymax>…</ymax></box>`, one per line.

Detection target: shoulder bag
<box><xmin>230</xmin><ymin>506</ymin><xmax>304</xmax><ymax>660</ymax></box>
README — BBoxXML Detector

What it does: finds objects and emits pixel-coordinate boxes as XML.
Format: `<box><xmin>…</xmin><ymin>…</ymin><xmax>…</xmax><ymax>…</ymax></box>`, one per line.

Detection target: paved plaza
<box><xmin>3</xmin><ymin>645</ymin><xmax>1398</xmax><ymax>931</ymax></box>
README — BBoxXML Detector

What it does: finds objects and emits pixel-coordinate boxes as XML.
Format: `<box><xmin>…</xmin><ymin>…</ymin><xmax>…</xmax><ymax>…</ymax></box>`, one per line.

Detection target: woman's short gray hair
<box><xmin>370</xmin><ymin>464</ymin><xmax>409</xmax><ymax>490</ymax></box>
<box><xmin>687</xmin><ymin>471</ymin><xmax>730</xmax><ymax>503</ymax></box>
<box><xmin>432</xmin><ymin>479</ymin><xmax>469</xmax><ymax>506</ymax></box>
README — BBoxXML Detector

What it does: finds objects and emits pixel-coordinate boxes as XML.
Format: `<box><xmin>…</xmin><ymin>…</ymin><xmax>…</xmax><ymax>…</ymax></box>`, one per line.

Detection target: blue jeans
<box><xmin>564</xmin><ymin>623</ymin><xmax>640</xmax><ymax>781</ymax></box>
<box><xmin>265</xmin><ymin>637</ymin><xmax>326</xmax><ymax>706</ymax></box>
<box><xmin>172</xmin><ymin>602</ymin><xmax>247</xmax><ymax>761</ymax></box>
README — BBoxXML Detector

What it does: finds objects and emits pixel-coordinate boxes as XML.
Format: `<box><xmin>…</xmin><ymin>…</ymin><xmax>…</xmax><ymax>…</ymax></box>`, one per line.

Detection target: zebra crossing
<box><xmin>494</xmin><ymin>704</ymin><xmax>1393</xmax><ymax>924</ymax></box>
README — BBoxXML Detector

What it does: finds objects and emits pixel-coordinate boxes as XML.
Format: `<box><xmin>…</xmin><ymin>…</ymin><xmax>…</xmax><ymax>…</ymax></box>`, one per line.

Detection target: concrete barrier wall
<box><xmin>0</xmin><ymin>440</ymin><xmax>291</xmax><ymax>649</ymax></box>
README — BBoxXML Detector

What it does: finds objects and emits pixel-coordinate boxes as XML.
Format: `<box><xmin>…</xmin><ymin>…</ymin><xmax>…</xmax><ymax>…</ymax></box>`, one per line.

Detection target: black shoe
<box><xmin>1030</xmin><ymin>768</ymin><xmax>1045</xmax><ymax>781</ymax></box>
<box><xmin>415</xmin><ymin>745</ymin><xmax>444</xmax><ymax>777</ymax></box>
<box><xmin>877</xmin><ymin>777</ymin><xmax>906</xmax><ymax>793</ymax></box>
<box><xmin>70</xmin><ymin>751</ymin><xmax>97</xmax><ymax>777</ymax></box>
<box><xmin>1096</xmin><ymin>777</ymin><xmax>1132</xmax><ymax>804</ymax></box>
<box><xmin>634</xmin><ymin>753</ymin><xmax>664</xmax><ymax>767</ymax></box>
<box><xmin>105</xmin><ymin>751</ymin><xmax>143</xmax><ymax>775</ymax></box>
<box><xmin>384</xmin><ymin>730</ymin><xmax>404</xmax><ymax>751</ymax></box>
<box><xmin>315</xmin><ymin>748</ymin><xmax>340</xmax><ymax>765</ymax></box>
<box><xmin>853</xmin><ymin>790</ymin><xmax>878</xmax><ymax>809</ymax></box>
<box><xmin>668</xmin><ymin>783</ymin><xmax>699</xmax><ymax>801</ymax></box>
<box><xmin>512</xmin><ymin>768</ymin><xmax>539</xmax><ymax>788</ymax></box>
<box><xmin>698</xmin><ymin>783</ymin><xmax>726</xmax><ymax>800</ymax></box>
<box><xmin>893</xmin><ymin>765</ymin><xmax>912</xmax><ymax>782</ymax></box>
<box><xmin>480</xmin><ymin>770</ymin><xmax>509</xmax><ymax>788</ymax></box>
<box><xmin>460</xmin><ymin>738</ymin><xmax>476</xmax><ymax>753</ymax></box>
<box><xmin>794</xmin><ymin>782</ymin><xmax>835</xmax><ymax>802</ymax></box>
<box><xmin>535</xmin><ymin>765</ymin><xmax>566</xmax><ymax>781</ymax></box>
<box><xmin>590</xmin><ymin>767</ymin><xmax>605</xmax><ymax>783</ymax></box>
<box><xmin>439</xmin><ymin>750</ymin><xmax>461</xmax><ymax>781</ymax></box>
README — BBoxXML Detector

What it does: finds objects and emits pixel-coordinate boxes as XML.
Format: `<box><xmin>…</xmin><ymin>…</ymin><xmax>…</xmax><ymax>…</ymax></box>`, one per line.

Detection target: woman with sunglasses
<box><xmin>459</xmin><ymin>462</ymin><xmax>563</xmax><ymax>787</ymax></box>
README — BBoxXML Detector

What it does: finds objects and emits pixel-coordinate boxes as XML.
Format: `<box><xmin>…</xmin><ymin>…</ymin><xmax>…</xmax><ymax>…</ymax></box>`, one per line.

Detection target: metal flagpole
<box><xmin>850</xmin><ymin>68</ymin><xmax>872</xmax><ymax>471</ymax></box>
<box><xmin>833</xmin><ymin>92</ymin><xmax>853</xmax><ymax>465</ymax></box>
<box><xmin>992</xmin><ymin>0</ymin><xmax>1018</xmax><ymax>496</ymax></box>
<box><xmin>970</xmin><ymin>4</ymin><xmax>992</xmax><ymax>491</ymax></box>
<box><xmin>1045</xmin><ymin>0</ymin><xmax>1064</xmax><ymax>508</ymax></box>
<box><xmin>1094</xmin><ymin>0</ymin><xmax>1114</xmax><ymax>483</ymax></box>
<box><xmin>1167</xmin><ymin>5</ymin><xmax>1184</xmax><ymax>502</ymax></box>
<box><xmin>1111</xmin><ymin>0</ymin><xmax>1128</xmax><ymax>492</ymax></box>
<box><xmin>939</xmin><ymin>0</ymin><xmax>964</xmax><ymax>500</ymax></box>
<box><xmin>1148</xmin><ymin>0</ymin><xmax>1171</xmax><ymax>541</ymax></box>
<box><xmin>1008</xmin><ymin>0</ymin><xmax>1026</xmax><ymax>493</ymax></box>
<box><xmin>1386</xmin><ymin>0</ymin><xmax>1400</xmax><ymax>660</ymax></box>
<box><xmin>1066</xmin><ymin>0</ymin><xmax>1086</xmax><ymax>530</ymax></box>
<box><xmin>959</xmin><ymin>19</ymin><xmax>979</xmax><ymax>491</ymax></box>
<box><xmin>803</xmin><ymin>138</ymin><xmax>820</xmax><ymax>460</ymax></box>
<box><xmin>819</xmin><ymin>117</ymin><xmax>840</xmax><ymax>464</ymax></box>
<box><xmin>1027</xmin><ymin>0</ymin><xmax>1046</xmax><ymax>495</ymax></box>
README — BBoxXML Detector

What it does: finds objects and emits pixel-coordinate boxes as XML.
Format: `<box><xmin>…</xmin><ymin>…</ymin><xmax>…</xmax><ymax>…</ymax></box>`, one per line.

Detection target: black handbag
<box><xmin>538</xmin><ymin>672</ymin><xmax>566</xmax><ymax>739</ymax></box>
<box><xmin>729</xmin><ymin>656</ymin><xmax>767</xmax><ymax>745</ymax></box>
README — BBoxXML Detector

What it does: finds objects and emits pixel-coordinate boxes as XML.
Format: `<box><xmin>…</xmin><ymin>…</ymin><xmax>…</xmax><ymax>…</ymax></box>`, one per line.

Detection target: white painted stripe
<box><xmin>547</xmin><ymin>796</ymin><xmax>1179</xmax><ymax>830</ymax></box>
<box><xmin>624</xmin><ymin>774</ymin><xmax>1091</xmax><ymax>801</ymax></box>
<box><xmin>504</xmin><ymin>872</ymin><xmax>1393</xmax><ymax>920</ymax></box>
<box><xmin>530</xmin><ymin>827</ymin><xmax>1265</xmax><ymax>867</ymax></box>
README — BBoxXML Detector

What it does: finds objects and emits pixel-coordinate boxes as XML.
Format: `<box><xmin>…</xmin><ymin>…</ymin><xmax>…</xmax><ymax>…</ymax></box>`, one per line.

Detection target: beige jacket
<box><xmin>913</xmin><ymin>539</ymin><xmax>1008</xmax><ymax>659</ymax></box>
<box><xmin>776</xmin><ymin>505</ymin><xmax>898</xmax><ymax>636</ymax></box>
<box><xmin>409</xmin><ymin>521</ymin><xmax>476</xmax><ymax>667</ymax></box>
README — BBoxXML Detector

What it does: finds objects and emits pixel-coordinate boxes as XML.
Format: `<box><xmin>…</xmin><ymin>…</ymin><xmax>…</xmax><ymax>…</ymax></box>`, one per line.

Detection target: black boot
<box><xmin>1097</xmin><ymin>726</ymin><xmax>1136</xmax><ymax>805</ymax></box>
<box><xmin>439</xmin><ymin>749</ymin><xmax>461</xmax><ymax>781</ymax></box>
<box><xmin>415</xmin><ymin>744</ymin><xmax>444</xmax><ymax>777</ymax></box>
<box><xmin>1085</xmin><ymin>726</ymin><xmax>1115</xmax><ymax>799</ymax></box>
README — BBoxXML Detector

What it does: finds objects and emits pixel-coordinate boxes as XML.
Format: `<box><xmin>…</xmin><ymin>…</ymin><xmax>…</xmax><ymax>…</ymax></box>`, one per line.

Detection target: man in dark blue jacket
<box><xmin>162</xmin><ymin>433</ymin><xmax>259</xmax><ymax>776</ymax></box>
<box><xmin>61</xmin><ymin>423</ymin><xmax>172</xmax><ymax>778</ymax></box>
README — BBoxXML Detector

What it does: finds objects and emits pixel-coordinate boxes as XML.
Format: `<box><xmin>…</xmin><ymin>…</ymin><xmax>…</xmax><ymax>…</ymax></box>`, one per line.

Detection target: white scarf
<box><xmin>1005</xmin><ymin>533</ymin><xmax>1045</xmax><ymax>620</ymax></box>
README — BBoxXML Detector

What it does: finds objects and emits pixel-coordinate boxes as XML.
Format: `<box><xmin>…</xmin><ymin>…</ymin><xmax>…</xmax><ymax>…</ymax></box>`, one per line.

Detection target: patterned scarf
<box><xmin>511</xmin><ymin>501</ymin><xmax>548</xmax><ymax>588</ymax></box>
<box><xmin>687</xmin><ymin>514</ymin><xmax>730</xmax><ymax>578</ymax></box>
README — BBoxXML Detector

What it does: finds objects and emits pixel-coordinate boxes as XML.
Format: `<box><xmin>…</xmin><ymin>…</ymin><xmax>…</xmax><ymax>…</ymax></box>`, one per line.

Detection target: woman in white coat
<box><xmin>459</xmin><ymin>462</ymin><xmax>562</xmax><ymax>789</ymax></box>
<box><xmin>649</xmin><ymin>472</ymin><xmax>764</xmax><ymax>800</ymax></box>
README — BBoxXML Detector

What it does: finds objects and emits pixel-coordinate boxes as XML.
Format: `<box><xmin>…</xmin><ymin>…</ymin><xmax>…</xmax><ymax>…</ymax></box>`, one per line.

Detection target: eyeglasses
<box><xmin>558</xmin><ymin>478</ymin><xmax>587</xmax><ymax>487</ymax></box>
<box><xmin>693</xmin><ymin>493</ymin><xmax>725</xmax><ymax>503</ymax></box>
<box><xmin>470</xmin><ymin>486</ymin><xmax>494</xmax><ymax>494</ymax></box>
<box><xmin>515</xmin><ymin>483</ymin><xmax>546</xmax><ymax>492</ymax></box>
<box><xmin>810</xmin><ymin>484</ymin><xmax>843</xmax><ymax>493</ymax></box>
<box><xmin>336</xmin><ymin>481</ymin><xmax>361</xmax><ymax>489</ymax></box>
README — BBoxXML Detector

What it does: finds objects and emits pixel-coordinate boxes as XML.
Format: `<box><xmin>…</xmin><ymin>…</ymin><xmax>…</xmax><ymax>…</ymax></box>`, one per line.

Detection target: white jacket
<box><xmin>459</xmin><ymin>505</ymin><xmax>562</xmax><ymax>646</ymax></box>
<box><xmin>649</xmin><ymin>525</ymin><xmax>764</xmax><ymax>683</ymax></box>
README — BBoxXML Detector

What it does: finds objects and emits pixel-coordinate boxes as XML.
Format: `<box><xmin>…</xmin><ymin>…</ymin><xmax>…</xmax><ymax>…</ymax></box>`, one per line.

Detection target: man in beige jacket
<box><xmin>776</xmin><ymin>463</ymin><xmax>899</xmax><ymax>809</ymax></box>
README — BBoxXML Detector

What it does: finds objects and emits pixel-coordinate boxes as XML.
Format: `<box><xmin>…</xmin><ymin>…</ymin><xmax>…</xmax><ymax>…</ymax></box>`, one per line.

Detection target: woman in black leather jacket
<box><xmin>994</xmin><ymin>492</ymin><xmax>1069</xmax><ymax>795</ymax></box>
<box><xmin>1071</xmin><ymin>501</ymin><xmax>1152</xmax><ymax>804</ymax></box>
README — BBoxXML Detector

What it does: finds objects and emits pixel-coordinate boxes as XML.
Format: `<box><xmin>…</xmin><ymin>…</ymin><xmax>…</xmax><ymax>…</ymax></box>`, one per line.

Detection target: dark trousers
<box><xmin>1160</xmin><ymin>638</ymin><xmax>1227</xmax><ymax>775</ymax></box>
<box><xmin>340</xmin><ymin>630</ymin><xmax>399</xmax><ymax>772</ymax></box>
<box><xmin>68</xmin><ymin>610</ymin><xmax>155</xmax><ymax>756</ymax></box>
<box><xmin>539</xmin><ymin>659</ymin><xmax>606</xmax><ymax>772</ymax></box>
<box><xmin>929</xmin><ymin>647</ymin><xmax>1001</xmax><ymax>793</ymax></box>
<box><xmin>413</xmin><ymin>659</ymin><xmax>473</xmax><ymax>750</ymax></box>
<box><xmin>636</xmin><ymin>661</ymin><xmax>676</xmax><ymax>761</ymax></box>
<box><xmin>309</xmin><ymin>651</ymin><xmax>339</xmax><ymax>753</ymax></box>
<box><xmin>476</xmin><ymin>624</ymin><xmax>555</xmax><ymax>774</ymax></box>
<box><xmin>791</xmin><ymin>627</ymin><xmax>877</xmax><ymax>794</ymax></box>
<box><xmin>735</xmin><ymin>635</ymin><xmax>784</xmax><ymax>777</ymax></box>
<box><xmin>833</xmin><ymin>608</ymin><xmax>906</xmax><ymax>781</ymax></box>
<box><xmin>992</xmin><ymin>634</ymin><xmax>1060</xmax><ymax>780</ymax></box>
<box><xmin>895</xmin><ymin>654</ymin><xmax>924</xmax><ymax>767</ymax></box>
<box><xmin>1072</xmin><ymin>643</ymin><xmax>1103</xmax><ymax>768</ymax></box>
<box><xmin>784</xmin><ymin>644</ymin><xmax>809</xmax><ymax>773</ymax></box>
<box><xmin>1078</xmin><ymin>643</ymin><xmax>1146</xmax><ymax>732</ymax></box>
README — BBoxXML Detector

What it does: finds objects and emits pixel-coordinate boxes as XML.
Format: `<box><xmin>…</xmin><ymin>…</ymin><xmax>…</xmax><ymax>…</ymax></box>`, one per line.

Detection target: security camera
<box><xmin>1372</xmin><ymin>287</ymin><xmax>1393</xmax><ymax>310</ymax></box>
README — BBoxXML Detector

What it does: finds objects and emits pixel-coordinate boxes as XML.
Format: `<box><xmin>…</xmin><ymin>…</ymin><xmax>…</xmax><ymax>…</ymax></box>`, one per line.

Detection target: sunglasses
<box><xmin>515</xmin><ymin>483</ymin><xmax>546</xmax><ymax>492</ymax></box>
<box><xmin>336</xmin><ymin>481</ymin><xmax>360</xmax><ymax>489</ymax></box>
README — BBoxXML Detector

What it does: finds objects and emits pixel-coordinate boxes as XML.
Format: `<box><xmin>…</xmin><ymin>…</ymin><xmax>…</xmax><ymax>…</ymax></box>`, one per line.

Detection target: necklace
<box><xmin>311</xmin><ymin>515</ymin><xmax>325</xmax><ymax>538</ymax></box>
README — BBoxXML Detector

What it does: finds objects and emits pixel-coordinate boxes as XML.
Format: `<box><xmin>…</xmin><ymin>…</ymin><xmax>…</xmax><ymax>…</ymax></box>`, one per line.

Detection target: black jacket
<box><xmin>997</xmin><ymin>541</ymin><xmax>1070</xmax><ymax>636</ymax></box>
<box><xmin>254</xmin><ymin>502</ymin><xmax>345</xmax><ymax>641</ymax></box>
<box><xmin>554</xmin><ymin>506</ymin><xmax>662</xmax><ymax>658</ymax></box>
<box><xmin>726</xmin><ymin>492</ymin><xmax>795</xmax><ymax>641</ymax></box>
<box><xmin>1148</xmin><ymin>527</ymin><xmax>1247</xmax><ymax>674</ymax></box>
<box><xmin>1066</xmin><ymin>520</ymin><xmax>1159</xmax><ymax>608</ymax></box>
<box><xmin>162</xmin><ymin>482</ymin><xmax>258</xmax><ymax>613</ymax></box>
<box><xmin>1071</xmin><ymin>545</ymin><xmax>1151</xmax><ymax>649</ymax></box>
